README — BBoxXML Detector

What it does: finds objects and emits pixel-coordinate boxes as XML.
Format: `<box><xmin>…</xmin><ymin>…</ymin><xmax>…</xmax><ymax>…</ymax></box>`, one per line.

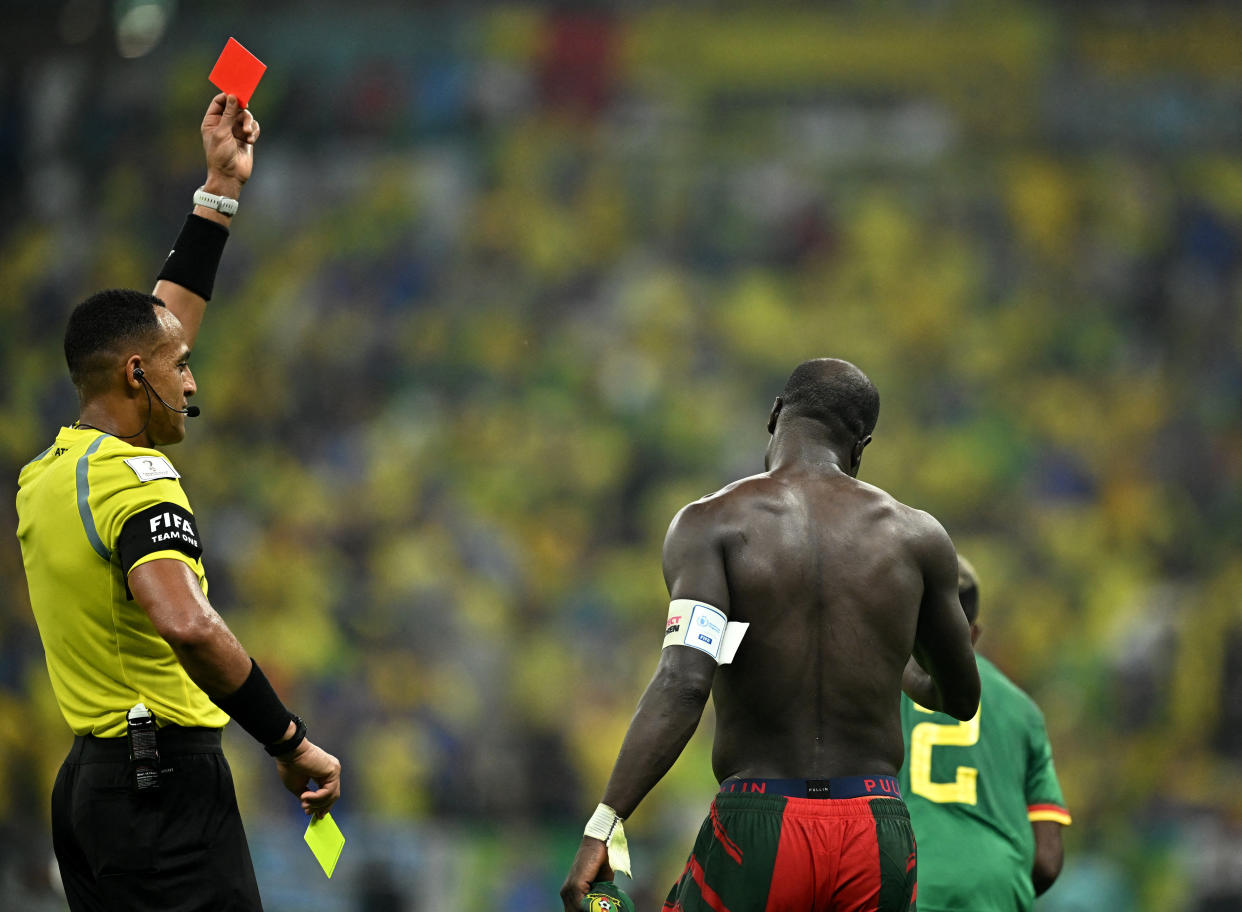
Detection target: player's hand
<box><xmin>200</xmin><ymin>92</ymin><xmax>258</xmax><ymax>195</ymax></box>
<box><xmin>560</xmin><ymin>836</ymin><xmax>613</xmax><ymax>912</ymax></box>
<box><xmin>274</xmin><ymin>738</ymin><xmax>341</xmax><ymax>820</ymax></box>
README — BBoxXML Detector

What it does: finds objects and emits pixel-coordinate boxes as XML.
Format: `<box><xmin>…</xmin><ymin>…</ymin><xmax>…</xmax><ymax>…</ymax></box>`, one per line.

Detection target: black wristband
<box><xmin>156</xmin><ymin>213</ymin><xmax>229</xmax><ymax>301</ymax></box>
<box><xmin>211</xmin><ymin>659</ymin><xmax>294</xmax><ymax>747</ymax></box>
<box><xmin>265</xmin><ymin>714</ymin><xmax>307</xmax><ymax>757</ymax></box>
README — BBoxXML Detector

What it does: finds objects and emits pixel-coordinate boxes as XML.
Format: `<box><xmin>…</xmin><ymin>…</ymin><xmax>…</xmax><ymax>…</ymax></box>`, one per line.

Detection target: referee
<box><xmin>16</xmin><ymin>94</ymin><xmax>340</xmax><ymax>911</ymax></box>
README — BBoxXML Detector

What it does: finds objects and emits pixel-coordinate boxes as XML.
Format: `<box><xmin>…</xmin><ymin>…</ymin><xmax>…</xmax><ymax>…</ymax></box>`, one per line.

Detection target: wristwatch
<box><xmin>264</xmin><ymin>714</ymin><xmax>307</xmax><ymax>757</ymax></box>
<box><xmin>193</xmin><ymin>187</ymin><xmax>239</xmax><ymax>216</ymax></box>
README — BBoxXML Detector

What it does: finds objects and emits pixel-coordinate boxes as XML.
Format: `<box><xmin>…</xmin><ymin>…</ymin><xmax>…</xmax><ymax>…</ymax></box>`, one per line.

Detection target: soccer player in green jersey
<box><xmin>900</xmin><ymin>556</ymin><xmax>1071</xmax><ymax>911</ymax></box>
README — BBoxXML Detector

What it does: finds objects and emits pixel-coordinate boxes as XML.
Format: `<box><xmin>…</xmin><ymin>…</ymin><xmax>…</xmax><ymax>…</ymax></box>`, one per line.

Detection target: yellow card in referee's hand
<box><xmin>304</xmin><ymin>813</ymin><xmax>345</xmax><ymax>878</ymax></box>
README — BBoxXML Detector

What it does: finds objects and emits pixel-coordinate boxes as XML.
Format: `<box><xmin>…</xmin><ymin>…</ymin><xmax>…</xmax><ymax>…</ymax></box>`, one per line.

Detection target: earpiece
<box><xmin>131</xmin><ymin>364</ymin><xmax>199</xmax><ymax>419</ymax></box>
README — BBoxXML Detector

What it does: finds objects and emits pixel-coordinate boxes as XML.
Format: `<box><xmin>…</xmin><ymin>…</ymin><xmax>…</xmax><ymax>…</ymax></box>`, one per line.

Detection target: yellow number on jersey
<box><xmin>909</xmin><ymin>704</ymin><xmax>980</xmax><ymax>804</ymax></box>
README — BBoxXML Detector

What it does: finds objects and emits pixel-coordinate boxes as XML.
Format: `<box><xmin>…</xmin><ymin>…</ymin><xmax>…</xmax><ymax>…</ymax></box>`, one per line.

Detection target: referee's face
<box><xmin>144</xmin><ymin>308</ymin><xmax>197</xmax><ymax>446</ymax></box>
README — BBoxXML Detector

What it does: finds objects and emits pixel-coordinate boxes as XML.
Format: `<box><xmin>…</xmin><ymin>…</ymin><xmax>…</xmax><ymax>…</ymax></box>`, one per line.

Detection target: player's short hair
<box><xmin>957</xmin><ymin>555</ymin><xmax>979</xmax><ymax>625</ymax></box>
<box><xmin>780</xmin><ymin>358</ymin><xmax>879</xmax><ymax>441</ymax></box>
<box><xmin>64</xmin><ymin>289</ymin><xmax>166</xmax><ymax>389</ymax></box>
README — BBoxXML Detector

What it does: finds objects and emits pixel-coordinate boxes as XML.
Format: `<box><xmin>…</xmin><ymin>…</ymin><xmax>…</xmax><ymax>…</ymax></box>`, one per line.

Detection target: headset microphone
<box><xmin>132</xmin><ymin>367</ymin><xmax>200</xmax><ymax>417</ymax></box>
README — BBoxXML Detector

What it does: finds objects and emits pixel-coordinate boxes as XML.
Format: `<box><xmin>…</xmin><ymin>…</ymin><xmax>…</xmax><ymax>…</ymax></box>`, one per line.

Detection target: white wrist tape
<box><xmin>662</xmin><ymin>599</ymin><xmax>748</xmax><ymax>664</ymax></box>
<box><xmin>584</xmin><ymin>803</ymin><xmax>621</xmax><ymax>842</ymax></box>
<box><xmin>584</xmin><ymin>803</ymin><xmax>631</xmax><ymax>878</ymax></box>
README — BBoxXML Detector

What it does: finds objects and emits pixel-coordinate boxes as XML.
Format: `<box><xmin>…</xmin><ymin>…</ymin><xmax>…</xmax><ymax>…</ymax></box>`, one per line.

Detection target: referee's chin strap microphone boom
<box><xmin>133</xmin><ymin>367</ymin><xmax>200</xmax><ymax>418</ymax></box>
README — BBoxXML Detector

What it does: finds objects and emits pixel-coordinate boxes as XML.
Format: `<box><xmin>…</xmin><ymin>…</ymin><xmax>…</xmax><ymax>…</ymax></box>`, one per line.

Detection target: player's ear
<box><xmin>850</xmin><ymin>434</ymin><xmax>871</xmax><ymax>473</ymax></box>
<box><xmin>767</xmin><ymin>397</ymin><xmax>783</xmax><ymax>435</ymax></box>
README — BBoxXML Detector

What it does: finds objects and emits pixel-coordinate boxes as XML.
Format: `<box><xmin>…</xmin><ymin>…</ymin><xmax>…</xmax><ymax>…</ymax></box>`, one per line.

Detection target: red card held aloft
<box><xmin>208</xmin><ymin>38</ymin><xmax>266</xmax><ymax>108</ymax></box>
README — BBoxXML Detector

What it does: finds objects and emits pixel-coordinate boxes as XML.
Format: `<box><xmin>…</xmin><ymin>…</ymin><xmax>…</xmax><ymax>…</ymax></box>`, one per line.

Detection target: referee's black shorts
<box><xmin>51</xmin><ymin>725</ymin><xmax>263</xmax><ymax>912</ymax></box>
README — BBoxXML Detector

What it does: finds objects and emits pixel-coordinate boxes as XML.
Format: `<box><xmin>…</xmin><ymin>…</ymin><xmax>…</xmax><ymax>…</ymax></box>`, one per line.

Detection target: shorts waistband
<box><xmin>720</xmin><ymin>775</ymin><xmax>902</xmax><ymax>800</ymax></box>
<box><xmin>68</xmin><ymin>726</ymin><xmax>223</xmax><ymax>763</ymax></box>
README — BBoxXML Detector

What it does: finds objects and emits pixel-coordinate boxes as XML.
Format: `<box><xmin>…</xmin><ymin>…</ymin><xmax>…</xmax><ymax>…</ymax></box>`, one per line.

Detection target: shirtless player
<box><xmin>561</xmin><ymin>358</ymin><xmax>980</xmax><ymax>911</ymax></box>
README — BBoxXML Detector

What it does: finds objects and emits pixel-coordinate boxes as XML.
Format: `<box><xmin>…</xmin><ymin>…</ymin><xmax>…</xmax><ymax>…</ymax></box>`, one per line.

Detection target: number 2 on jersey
<box><xmin>909</xmin><ymin>704</ymin><xmax>980</xmax><ymax>804</ymax></box>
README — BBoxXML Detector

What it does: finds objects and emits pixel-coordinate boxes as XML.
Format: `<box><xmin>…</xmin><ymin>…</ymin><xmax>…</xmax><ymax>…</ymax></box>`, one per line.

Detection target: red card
<box><xmin>208</xmin><ymin>38</ymin><xmax>266</xmax><ymax>108</ymax></box>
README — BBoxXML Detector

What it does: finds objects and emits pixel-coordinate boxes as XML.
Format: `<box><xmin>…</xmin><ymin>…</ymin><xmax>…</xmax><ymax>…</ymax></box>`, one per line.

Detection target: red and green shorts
<box><xmin>663</xmin><ymin>776</ymin><xmax>917</xmax><ymax>912</ymax></box>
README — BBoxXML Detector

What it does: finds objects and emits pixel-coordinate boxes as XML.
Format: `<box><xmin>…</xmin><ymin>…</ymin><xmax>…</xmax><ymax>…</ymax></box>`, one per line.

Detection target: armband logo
<box><xmin>696</xmin><ymin>612</ymin><xmax>723</xmax><ymax>635</ymax></box>
<box><xmin>148</xmin><ymin>510</ymin><xmax>199</xmax><ymax>547</ymax></box>
<box><xmin>665</xmin><ymin>615</ymin><xmax>682</xmax><ymax>636</ymax></box>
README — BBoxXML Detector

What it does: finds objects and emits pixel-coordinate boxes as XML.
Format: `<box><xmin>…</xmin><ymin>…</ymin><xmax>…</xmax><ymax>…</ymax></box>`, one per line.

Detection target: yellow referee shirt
<box><xmin>16</xmin><ymin>426</ymin><xmax>227</xmax><ymax>737</ymax></box>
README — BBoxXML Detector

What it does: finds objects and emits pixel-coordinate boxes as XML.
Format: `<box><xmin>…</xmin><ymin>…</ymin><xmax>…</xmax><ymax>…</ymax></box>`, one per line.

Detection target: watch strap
<box><xmin>193</xmin><ymin>187</ymin><xmax>239</xmax><ymax>216</ymax></box>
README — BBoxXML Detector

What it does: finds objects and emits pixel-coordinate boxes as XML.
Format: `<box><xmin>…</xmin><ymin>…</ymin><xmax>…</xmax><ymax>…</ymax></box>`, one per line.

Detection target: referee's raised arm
<box><xmin>154</xmin><ymin>92</ymin><xmax>257</xmax><ymax>347</ymax></box>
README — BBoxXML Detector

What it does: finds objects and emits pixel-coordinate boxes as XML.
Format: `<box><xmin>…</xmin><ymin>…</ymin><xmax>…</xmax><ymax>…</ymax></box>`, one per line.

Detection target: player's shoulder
<box><xmin>898</xmin><ymin>498</ymin><xmax>950</xmax><ymax>536</ymax></box>
<box><xmin>844</xmin><ymin>475</ymin><xmax>941</xmax><ymax>528</ymax></box>
<box><xmin>662</xmin><ymin>474</ymin><xmax>773</xmax><ymax>549</ymax></box>
<box><xmin>874</xmin><ymin>492</ymin><xmax>953</xmax><ymax>559</ymax></box>
<box><xmin>979</xmin><ymin>655</ymin><xmax>1044</xmax><ymax>719</ymax></box>
<box><xmin>672</xmin><ymin>472</ymin><xmax>785</xmax><ymax>523</ymax></box>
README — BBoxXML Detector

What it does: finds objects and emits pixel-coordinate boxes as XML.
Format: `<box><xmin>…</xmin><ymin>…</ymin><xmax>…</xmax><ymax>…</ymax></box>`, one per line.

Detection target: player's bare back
<box><xmin>683</xmin><ymin>467</ymin><xmax>938</xmax><ymax>781</ymax></box>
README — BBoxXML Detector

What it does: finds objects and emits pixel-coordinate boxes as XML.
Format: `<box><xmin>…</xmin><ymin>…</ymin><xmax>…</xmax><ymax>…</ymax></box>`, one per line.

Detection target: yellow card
<box><xmin>304</xmin><ymin>813</ymin><xmax>345</xmax><ymax>878</ymax></box>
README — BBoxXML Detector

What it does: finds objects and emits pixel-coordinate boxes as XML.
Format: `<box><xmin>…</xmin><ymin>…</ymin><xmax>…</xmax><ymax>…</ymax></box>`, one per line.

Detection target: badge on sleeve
<box><xmin>124</xmin><ymin>456</ymin><xmax>180</xmax><ymax>483</ymax></box>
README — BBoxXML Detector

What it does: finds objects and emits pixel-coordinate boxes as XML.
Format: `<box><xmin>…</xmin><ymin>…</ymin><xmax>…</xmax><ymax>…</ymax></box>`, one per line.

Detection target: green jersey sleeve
<box><xmin>1024</xmin><ymin>703</ymin><xmax>1071</xmax><ymax>824</ymax></box>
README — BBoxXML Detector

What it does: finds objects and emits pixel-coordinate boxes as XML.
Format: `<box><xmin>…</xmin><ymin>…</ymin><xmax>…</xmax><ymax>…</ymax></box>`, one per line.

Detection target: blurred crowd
<box><xmin>2</xmin><ymin>2</ymin><xmax>1242</xmax><ymax>910</ymax></box>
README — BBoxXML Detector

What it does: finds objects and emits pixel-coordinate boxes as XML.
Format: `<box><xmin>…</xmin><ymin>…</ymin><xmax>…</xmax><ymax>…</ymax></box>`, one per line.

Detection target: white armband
<box><xmin>662</xmin><ymin>599</ymin><xmax>748</xmax><ymax>664</ymax></box>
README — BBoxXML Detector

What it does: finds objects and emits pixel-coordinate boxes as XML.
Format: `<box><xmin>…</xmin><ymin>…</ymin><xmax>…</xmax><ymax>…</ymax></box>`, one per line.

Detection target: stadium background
<box><xmin>2</xmin><ymin>1</ymin><xmax>1241</xmax><ymax>909</ymax></box>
